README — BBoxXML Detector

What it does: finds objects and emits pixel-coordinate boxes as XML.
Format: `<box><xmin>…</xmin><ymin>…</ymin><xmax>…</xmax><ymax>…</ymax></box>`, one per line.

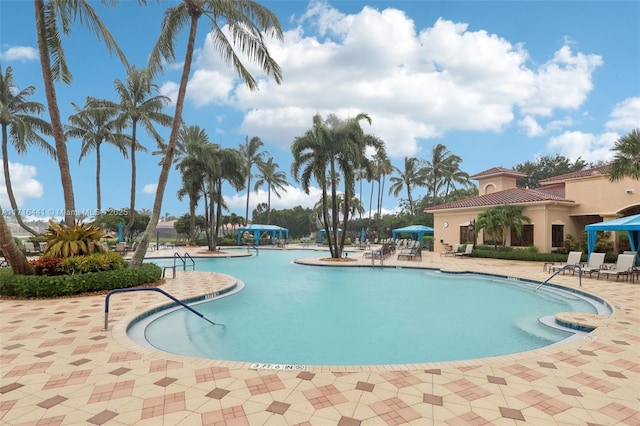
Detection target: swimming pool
<box><xmin>131</xmin><ymin>249</ymin><xmax>607</xmax><ymax>366</ymax></box>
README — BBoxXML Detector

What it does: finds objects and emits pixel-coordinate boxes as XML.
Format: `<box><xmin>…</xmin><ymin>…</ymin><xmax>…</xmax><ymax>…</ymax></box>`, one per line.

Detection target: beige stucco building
<box><xmin>425</xmin><ymin>165</ymin><xmax>640</xmax><ymax>253</ymax></box>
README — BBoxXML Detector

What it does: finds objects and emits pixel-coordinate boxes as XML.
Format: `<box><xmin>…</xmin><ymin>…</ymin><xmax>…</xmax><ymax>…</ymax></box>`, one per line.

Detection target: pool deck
<box><xmin>1</xmin><ymin>245</ymin><xmax>638</xmax><ymax>425</ymax></box>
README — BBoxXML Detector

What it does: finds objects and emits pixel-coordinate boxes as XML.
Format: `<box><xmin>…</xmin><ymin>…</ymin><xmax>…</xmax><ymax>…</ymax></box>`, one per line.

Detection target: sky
<box><xmin>1</xmin><ymin>0</ymin><xmax>639</xmax><ymax>223</ymax></box>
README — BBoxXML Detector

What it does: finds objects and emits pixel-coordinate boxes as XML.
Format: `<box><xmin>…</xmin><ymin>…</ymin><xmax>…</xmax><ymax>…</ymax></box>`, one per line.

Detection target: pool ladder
<box><xmin>535</xmin><ymin>264</ymin><xmax>582</xmax><ymax>291</ymax></box>
<box><xmin>247</xmin><ymin>244</ymin><xmax>259</xmax><ymax>255</ymax></box>
<box><xmin>163</xmin><ymin>252</ymin><xmax>196</xmax><ymax>278</ymax></box>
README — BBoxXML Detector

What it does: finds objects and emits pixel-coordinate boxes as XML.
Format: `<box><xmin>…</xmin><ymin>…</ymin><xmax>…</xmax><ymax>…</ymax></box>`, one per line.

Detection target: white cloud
<box><xmin>224</xmin><ymin>185</ymin><xmax>322</xmax><ymax>212</ymax></box>
<box><xmin>547</xmin><ymin>131</ymin><xmax>618</xmax><ymax>163</ymax></box>
<box><xmin>169</xmin><ymin>1</ymin><xmax>603</xmax><ymax>159</ymax></box>
<box><xmin>0</xmin><ymin>161</ymin><xmax>44</xmax><ymax>207</ymax></box>
<box><xmin>0</xmin><ymin>46</ymin><xmax>38</xmax><ymax>62</ymax></box>
<box><xmin>606</xmin><ymin>97</ymin><xmax>640</xmax><ymax>132</ymax></box>
<box><xmin>142</xmin><ymin>183</ymin><xmax>158</xmax><ymax>194</ymax></box>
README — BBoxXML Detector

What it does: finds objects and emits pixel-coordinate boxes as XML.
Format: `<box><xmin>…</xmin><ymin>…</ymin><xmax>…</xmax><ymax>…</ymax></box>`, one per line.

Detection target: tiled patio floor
<box><xmin>1</xmin><ymin>246</ymin><xmax>638</xmax><ymax>425</ymax></box>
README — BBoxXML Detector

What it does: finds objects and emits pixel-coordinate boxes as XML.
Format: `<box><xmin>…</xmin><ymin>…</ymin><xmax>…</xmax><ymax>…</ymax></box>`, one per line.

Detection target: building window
<box><xmin>511</xmin><ymin>224</ymin><xmax>534</xmax><ymax>247</ymax></box>
<box><xmin>459</xmin><ymin>226</ymin><xmax>474</xmax><ymax>244</ymax></box>
<box><xmin>552</xmin><ymin>224</ymin><xmax>564</xmax><ymax>248</ymax></box>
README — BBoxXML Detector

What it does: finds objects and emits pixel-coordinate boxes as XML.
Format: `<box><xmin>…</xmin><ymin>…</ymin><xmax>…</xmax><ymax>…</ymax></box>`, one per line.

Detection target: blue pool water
<box><xmin>133</xmin><ymin>249</ymin><xmax>605</xmax><ymax>366</ymax></box>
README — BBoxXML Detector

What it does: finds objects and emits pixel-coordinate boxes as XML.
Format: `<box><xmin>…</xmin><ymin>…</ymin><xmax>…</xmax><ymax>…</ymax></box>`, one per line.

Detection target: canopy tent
<box><xmin>237</xmin><ymin>224</ymin><xmax>289</xmax><ymax>246</ymax></box>
<box><xmin>585</xmin><ymin>214</ymin><xmax>640</xmax><ymax>263</ymax></box>
<box><xmin>317</xmin><ymin>228</ymin><xmax>342</xmax><ymax>243</ymax></box>
<box><xmin>392</xmin><ymin>225</ymin><xmax>434</xmax><ymax>246</ymax></box>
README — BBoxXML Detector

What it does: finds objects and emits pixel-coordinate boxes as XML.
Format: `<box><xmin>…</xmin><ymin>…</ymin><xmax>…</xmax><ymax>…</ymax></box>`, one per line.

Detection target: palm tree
<box><xmin>91</xmin><ymin>66</ymin><xmax>172</xmax><ymax>237</ymax></box>
<box><xmin>476</xmin><ymin>205</ymin><xmax>531</xmax><ymax>248</ymax></box>
<box><xmin>66</xmin><ymin>99</ymin><xmax>129</xmax><ymax>214</ymax></box>
<box><xmin>130</xmin><ymin>0</ymin><xmax>283</xmax><ymax>266</ymax></box>
<box><xmin>425</xmin><ymin>143</ymin><xmax>455</xmax><ymax>205</ymax></box>
<box><xmin>210</xmin><ymin>148</ymin><xmax>245</xmax><ymax>250</ymax></box>
<box><xmin>388</xmin><ymin>157</ymin><xmax>426</xmax><ymax>216</ymax></box>
<box><xmin>609</xmin><ymin>128</ymin><xmax>640</xmax><ymax>181</ymax></box>
<box><xmin>0</xmin><ymin>206</ymin><xmax>34</xmax><ymax>275</ymax></box>
<box><xmin>440</xmin><ymin>154</ymin><xmax>472</xmax><ymax>203</ymax></box>
<box><xmin>240</xmin><ymin>136</ymin><xmax>268</xmax><ymax>225</ymax></box>
<box><xmin>373</xmin><ymin>148</ymin><xmax>392</xmax><ymax>219</ymax></box>
<box><xmin>34</xmin><ymin>0</ymin><xmax>128</xmax><ymax>225</ymax></box>
<box><xmin>175</xmin><ymin>125</ymin><xmax>210</xmax><ymax>244</ymax></box>
<box><xmin>0</xmin><ymin>65</ymin><xmax>53</xmax><ymax>236</ymax></box>
<box><xmin>254</xmin><ymin>158</ymin><xmax>288</xmax><ymax>224</ymax></box>
<box><xmin>292</xmin><ymin>113</ymin><xmax>383</xmax><ymax>257</ymax></box>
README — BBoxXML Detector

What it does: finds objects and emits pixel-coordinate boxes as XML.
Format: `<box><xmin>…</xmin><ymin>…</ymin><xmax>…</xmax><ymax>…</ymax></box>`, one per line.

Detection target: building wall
<box><xmin>477</xmin><ymin>175</ymin><xmax>518</xmax><ymax>194</ymax></box>
<box><xmin>565</xmin><ymin>175</ymin><xmax>640</xmax><ymax>216</ymax></box>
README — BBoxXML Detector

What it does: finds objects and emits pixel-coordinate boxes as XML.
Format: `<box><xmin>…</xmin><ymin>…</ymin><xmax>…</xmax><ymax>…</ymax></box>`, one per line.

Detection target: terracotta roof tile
<box><xmin>536</xmin><ymin>183</ymin><xmax>565</xmax><ymax>198</ymax></box>
<box><xmin>539</xmin><ymin>165</ymin><xmax>609</xmax><ymax>184</ymax></box>
<box><xmin>426</xmin><ymin>187</ymin><xmax>573</xmax><ymax>211</ymax></box>
<box><xmin>470</xmin><ymin>167</ymin><xmax>527</xmax><ymax>179</ymax></box>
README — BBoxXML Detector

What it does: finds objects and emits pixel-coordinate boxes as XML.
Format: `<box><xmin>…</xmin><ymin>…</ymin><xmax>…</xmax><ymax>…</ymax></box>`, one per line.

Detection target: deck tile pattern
<box><xmin>0</xmin><ymin>246</ymin><xmax>638</xmax><ymax>425</ymax></box>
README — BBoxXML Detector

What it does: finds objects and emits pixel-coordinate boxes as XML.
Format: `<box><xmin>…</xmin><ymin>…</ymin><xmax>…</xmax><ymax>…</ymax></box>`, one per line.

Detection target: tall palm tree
<box><xmin>254</xmin><ymin>158</ymin><xmax>288</xmax><ymax>224</ymax></box>
<box><xmin>292</xmin><ymin>113</ymin><xmax>383</xmax><ymax>257</ymax></box>
<box><xmin>175</xmin><ymin>125</ymin><xmax>209</xmax><ymax>244</ymax></box>
<box><xmin>373</xmin><ymin>148</ymin><xmax>392</xmax><ymax>219</ymax></box>
<box><xmin>425</xmin><ymin>143</ymin><xmax>455</xmax><ymax>205</ymax></box>
<box><xmin>440</xmin><ymin>154</ymin><xmax>471</xmax><ymax>203</ymax></box>
<box><xmin>609</xmin><ymin>128</ymin><xmax>640</xmax><ymax>181</ymax></box>
<box><xmin>131</xmin><ymin>0</ymin><xmax>283</xmax><ymax>266</ymax></box>
<box><xmin>91</xmin><ymin>66</ymin><xmax>172</xmax><ymax>237</ymax></box>
<box><xmin>34</xmin><ymin>0</ymin><xmax>128</xmax><ymax>225</ymax></box>
<box><xmin>66</xmin><ymin>99</ymin><xmax>129</xmax><ymax>214</ymax></box>
<box><xmin>0</xmin><ymin>206</ymin><xmax>34</xmax><ymax>275</ymax></box>
<box><xmin>211</xmin><ymin>148</ymin><xmax>245</xmax><ymax>250</ymax></box>
<box><xmin>388</xmin><ymin>157</ymin><xmax>426</xmax><ymax>216</ymax></box>
<box><xmin>240</xmin><ymin>136</ymin><xmax>268</xmax><ymax>225</ymax></box>
<box><xmin>0</xmin><ymin>65</ymin><xmax>53</xmax><ymax>236</ymax></box>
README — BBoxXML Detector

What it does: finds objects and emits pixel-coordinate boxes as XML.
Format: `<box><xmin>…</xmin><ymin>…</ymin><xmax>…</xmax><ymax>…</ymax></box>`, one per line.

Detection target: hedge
<box><xmin>0</xmin><ymin>263</ymin><xmax>162</xmax><ymax>299</ymax></box>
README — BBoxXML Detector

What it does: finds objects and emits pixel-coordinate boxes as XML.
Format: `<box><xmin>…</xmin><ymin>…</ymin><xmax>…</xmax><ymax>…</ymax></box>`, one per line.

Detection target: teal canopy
<box><xmin>392</xmin><ymin>225</ymin><xmax>434</xmax><ymax>246</ymax></box>
<box><xmin>586</xmin><ymin>214</ymin><xmax>640</xmax><ymax>262</ymax></box>
<box><xmin>237</xmin><ymin>224</ymin><xmax>289</xmax><ymax>246</ymax></box>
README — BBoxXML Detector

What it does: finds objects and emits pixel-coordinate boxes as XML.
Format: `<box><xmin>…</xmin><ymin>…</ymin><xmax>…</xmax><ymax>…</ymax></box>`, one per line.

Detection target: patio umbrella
<box><xmin>361</xmin><ymin>227</ymin><xmax>366</xmax><ymax>242</ymax></box>
<box><xmin>118</xmin><ymin>222</ymin><xmax>124</xmax><ymax>242</ymax></box>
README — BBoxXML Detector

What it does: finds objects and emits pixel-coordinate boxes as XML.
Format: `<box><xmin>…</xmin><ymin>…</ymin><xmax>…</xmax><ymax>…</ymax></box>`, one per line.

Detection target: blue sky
<box><xmin>1</xmin><ymin>0</ymin><xmax>639</xmax><ymax>223</ymax></box>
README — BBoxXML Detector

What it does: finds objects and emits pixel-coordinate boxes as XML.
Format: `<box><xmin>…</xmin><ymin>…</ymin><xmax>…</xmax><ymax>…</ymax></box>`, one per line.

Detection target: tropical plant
<box><xmin>424</xmin><ymin>143</ymin><xmax>457</xmax><ymax>205</ymax></box>
<box><xmin>240</xmin><ymin>136</ymin><xmax>268</xmax><ymax>225</ymax></box>
<box><xmin>130</xmin><ymin>0</ymin><xmax>283</xmax><ymax>266</ymax></box>
<box><xmin>0</xmin><ymin>65</ymin><xmax>54</xmax><ymax>236</ymax></box>
<box><xmin>475</xmin><ymin>205</ymin><xmax>531</xmax><ymax>248</ymax></box>
<box><xmin>254</xmin><ymin>158</ymin><xmax>288</xmax><ymax>224</ymax></box>
<box><xmin>34</xmin><ymin>0</ymin><xmax>128</xmax><ymax>225</ymax></box>
<box><xmin>389</xmin><ymin>157</ymin><xmax>426</xmax><ymax>216</ymax></box>
<box><xmin>292</xmin><ymin>113</ymin><xmax>384</xmax><ymax>257</ymax></box>
<box><xmin>514</xmin><ymin>154</ymin><xmax>588</xmax><ymax>188</ymax></box>
<box><xmin>608</xmin><ymin>128</ymin><xmax>640</xmax><ymax>181</ymax></box>
<box><xmin>66</xmin><ymin>98</ymin><xmax>129</xmax><ymax>213</ymax></box>
<box><xmin>90</xmin><ymin>66</ymin><xmax>172</xmax><ymax>236</ymax></box>
<box><xmin>440</xmin><ymin>153</ymin><xmax>472</xmax><ymax>203</ymax></box>
<box><xmin>372</xmin><ymin>148</ymin><xmax>392</xmax><ymax>220</ymax></box>
<box><xmin>41</xmin><ymin>220</ymin><xmax>106</xmax><ymax>257</ymax></box>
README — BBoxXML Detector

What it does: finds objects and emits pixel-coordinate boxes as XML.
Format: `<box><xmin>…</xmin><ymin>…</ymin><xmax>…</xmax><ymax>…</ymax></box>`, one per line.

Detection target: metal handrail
<box><xmin>247</xmin><ymin>243</ymin><xmax>259</xmax><ymax>255</ymax></box>
<box><xmin>173</xmin><ymin>252</ymin><xmax>195</xmax><ymax>271</ymax></box>
<box><xmin>535</xmin><ymin>264</ymin><xmax>582</xmax><ymax>291</ymax></box>
<box><xmin>103</xmin><ymin>287</ymin><xmax>221</xmax><ymax>331</ymax></box>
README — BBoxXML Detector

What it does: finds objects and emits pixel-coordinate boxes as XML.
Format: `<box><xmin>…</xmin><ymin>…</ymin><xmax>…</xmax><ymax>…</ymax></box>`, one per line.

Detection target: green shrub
<box><xmin>60</xmin><ymin>252</ymin><xmax>127</xmax><ymax>274</ymax></box>
<box><xmin>0</xmin><ymin>263</ymin><xmax>162</xmax><ymax>298</ymax></box>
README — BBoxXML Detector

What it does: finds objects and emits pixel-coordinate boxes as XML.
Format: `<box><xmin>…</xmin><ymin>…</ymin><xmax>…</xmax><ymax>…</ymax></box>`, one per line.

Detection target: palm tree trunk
<box><xmin>368</xmin><ymin>179</ymin><xmax>374</xmax><ymax>220</ymax></box>
<box><xmin>35</xmin><ymin>0</ymin><xmax>76</xmax><ymax>225</ymax></box>
<box><xmin>245</xmin><ymin>174</ymin><xmax>251</xmax><ymax>225</ymax></box>
<box><xmin>96</xmin><ymin>143</ymin><xmax>102</xmax><ymax>213</ymax></box>
<box><xmin>0</xmin><ymin>207</ymin><xmax>34</xmax><ymax>275</ymax></box>
<box><xmin>126</xmin><ymin>120</ymin><xmax>138</xmax><ymax>237</ymax></box>
<box><xmin>266</xmin><ymin>182</ymin><xmax>272</xmax><ymax>224</ymax></box>
<box><xmin>130</xmin><ymin>15</ymin><xmax>199</xmax><ymax>266</ymax></box>
<box><xmin>2</xmin><ymin>130</ymin><xmax>39</xmax><ymax>237</ymax></box>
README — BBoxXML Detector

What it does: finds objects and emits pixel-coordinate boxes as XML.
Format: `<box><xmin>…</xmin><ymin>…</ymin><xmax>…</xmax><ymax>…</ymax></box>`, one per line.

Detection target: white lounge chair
<box><xmin>582</xmin><ymin>252</ymin><xmax>605</xmax><ymax>277</ymax></box>
<box><xmin>597</xmin><ymin>254</ymin><xmax>635</xmax><ymax>281</ymax></box>
<box><xmin>548</xmin><ymin>251</ymin><xmax>583</xmax><ymax>274</ymax></box>
<box><xmin>455</xmin><ymin>244</ymin><xmax>473</xmax><ymax>256</ymax></box>
<box><xmin>441</xmin><ymin>243</ymin><xmax>460</xmax><ymax>256</ymax></box>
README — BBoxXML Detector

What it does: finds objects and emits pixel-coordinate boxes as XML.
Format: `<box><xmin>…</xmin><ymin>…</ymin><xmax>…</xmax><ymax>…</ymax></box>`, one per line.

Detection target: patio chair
<box><xmin>548</xmin><ymin>251</ymin><xmax>583</xmax><ymax>274</ymax></box>
<box><xmin>38</xmin><ymin>242</ymin><xmax>48</xmax><ymax>253</ymax></box>
<box><xmin>596</xmin><ymin>254</ymin><xmax>635</xmax><ymax>281</ymax></box>
<box><xmin>23</xmin><ymin>242</ymin><xmax>39</xmax><ymax>255</ymax></box>
<box><xmin>397</xmin><ymin>244</ymin><xmax>422</xmax><ymax>261</ymax></box>
<box><xmin>455</xmin><ymin>244</ymin><xmax>474</xmax><ymax>256</ymax></box>
<box><xmin>441</xmin><ymin>243</ymin><xmax>460</xmax><ymax>256</ymax></box>
<box><xmin>581</xmin><ymin>252</ymin><xmax>606</xmax><ymax>277</ymax></box>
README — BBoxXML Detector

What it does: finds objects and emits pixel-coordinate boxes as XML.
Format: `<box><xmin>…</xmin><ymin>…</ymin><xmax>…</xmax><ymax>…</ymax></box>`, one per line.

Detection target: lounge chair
<box><xmin>441</xmin><ymin>243</ymin><xmax>460</xmax><ymax>256</ymax></box>
<box><xmin>23</xmin><ymin>242</ymin><xmax>39</xmax><ymax>255</ymax></box>
<box><xmin>115</xmin><ymin>242</ymin><xmax>127</xmax><ymax>255</ymax></box>
<box><xmin>455</xmin><ymin>244</ymin><xmax>473</xmax><ymax>256</ymax></box>
<box><xmin>596</xmin><ymin>254</ymin><xmax>635</xmax><ymax>281</ymax></box>
<box><xmin>39</xmin><ymin>242</ymin><xmax>48</xmax><ymax>253</ymax></box>
<box><xmin>548</xmin><ymin>251</ymin><xmax>583</xmax><ymax>274</ymax></box>
<box><xmin>581</xmin><ymin>252</ymin><xmax>606</xmax><ymax>277</ymax></box>
<box><xmin>397</xmin><ymin>241</ymin><xmax>421</xmax><ymax>261</ymax></box>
